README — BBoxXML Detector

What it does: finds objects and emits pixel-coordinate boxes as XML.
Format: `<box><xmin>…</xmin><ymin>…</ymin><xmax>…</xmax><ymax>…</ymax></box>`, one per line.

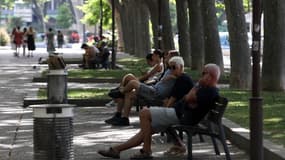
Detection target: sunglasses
<box><xmin>202</xmin><ymin>71</ymin><xmax>210</xmax><ymax>76</ymax></box>
<box><xmin>170</xmin><ymin>65</ymin><xmax>176</xmax><ymax>70</ymax></box>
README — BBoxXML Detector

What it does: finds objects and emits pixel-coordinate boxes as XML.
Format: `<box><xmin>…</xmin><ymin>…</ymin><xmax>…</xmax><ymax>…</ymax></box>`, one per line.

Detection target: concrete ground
<box><xmin>0</xmin><ymin>46</ymin><xmax>250</xmax><ymax>160</ymax></box>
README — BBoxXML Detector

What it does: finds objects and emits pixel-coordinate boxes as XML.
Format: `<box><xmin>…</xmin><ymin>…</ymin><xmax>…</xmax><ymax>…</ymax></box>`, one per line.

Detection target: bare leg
<box><xmin>113</xmin><ymin>108</ymin><xmax>153</xmax><ymax>153</ymax></box>
<box><xmin>113</xmin><ymin>130</ymin><xmax>144</xmax><ymax>152</ymax></box>
<box><xmin>114</xmin><ymin>98</ymin><xmax>124</xmax><ymax>113</ymax></box>
<box><xmin>122</xmin><ymin>80</ymin><xmax>140</xmax><ymax>93</ymax></box>
<box><xmin>121</xmin><ymin>74</ymin><xmax>137</xmax><ymax>86</ymax></box>
<box><xmin>121</xmin><ymin>91</ymin><xmax>136</xmax><ymax>118</ymax></box>
<box><xmin>140</xmin><ymin>108</ymin><xmax>153</xmax><ymax>153</ymax></box>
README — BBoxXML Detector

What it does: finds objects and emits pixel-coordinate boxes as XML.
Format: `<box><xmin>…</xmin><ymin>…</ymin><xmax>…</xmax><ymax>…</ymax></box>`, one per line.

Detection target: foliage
<box><xmin>8</xmin><ymin>17</ymin><xmax>23</xmax><ymax>32</ymax></box>
<box><xmin>0</xmin><ymin>28</ymin><xmax>10</xmax><ymax>46</ymax></box>
<box><xmin>56</xmin><ymin>3</ymin><xmax>74</xmax><ymax>29</ymax></box>
<box><xmin>80</xmin><ymin>0</ymin><xmax>112</xmax><ymax>30</ymax></box>
<box><xmin>0</xmin><ymin>0</ymin><xmax>14</xmax><ymax>9</ymax></box>
<box><xmin>221</xmin><ymin>89</ymin><xmax>285</xmax><ymax>147</ymax></box>
<box><xmin>243</xmin><ymin>0</ymin><xmax>251</xmax><ymax>12</ymax></box>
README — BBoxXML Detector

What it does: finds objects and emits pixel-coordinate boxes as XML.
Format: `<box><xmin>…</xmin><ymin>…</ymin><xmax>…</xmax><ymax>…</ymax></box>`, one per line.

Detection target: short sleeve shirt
<box><xmin>170</xmin><ymin>73</ymin><xmax>194</xmax><ymax>101</ymax></box>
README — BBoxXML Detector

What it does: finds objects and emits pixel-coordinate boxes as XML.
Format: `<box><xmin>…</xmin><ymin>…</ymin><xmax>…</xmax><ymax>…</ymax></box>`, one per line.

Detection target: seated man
<box><xmin>106</xmin><ymin>56</ymin><xmax>184</xmax><ymax>126</ymax></box>
<box><xmin>98</xmin><ymin>63</ymin><xmax>221</xmax><ymax>159</ymax></box>
<box><xmin>105</xmin><ymin>50</ymin><xmax>164</xmax><ymax>107</ymax></box>
<box><xmin>96</xmin><ymin>41</ymin><xmax>110</xmax><ymax>69</ymax></box>
<box><xmin>80</xmin><ymin>43</ymin><xmax>99</xmax><ymax>69</ymax></box>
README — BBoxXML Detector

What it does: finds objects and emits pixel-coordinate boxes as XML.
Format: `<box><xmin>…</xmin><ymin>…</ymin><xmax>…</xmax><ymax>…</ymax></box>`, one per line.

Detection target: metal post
<box><xmin>158</xmin><ymin>0</ymin><xmax>162</xmax><ymax>49</ymax></box>
<box><xmin>82</xmin><ymin>0</ymin><xmax>86</xmax><ymax>43</ymax></box>
<box><xmin>47</xmin><ymin>69</ymin><xmax>68</xmax><ymax>104</ymax></box>
<box><xmin>99</xmin><ymin>0</ymin><xmax>103</xmax><ymax>39</ymax></box>
<box><xmin>250</xmin><ymin>0</ymin><xmax>263</xmax><ymax>159</ymax></box>
<box><xmin>111</xmin><ymin>0</ymin><xmax>116</xmax><ymax>69</ymax></box>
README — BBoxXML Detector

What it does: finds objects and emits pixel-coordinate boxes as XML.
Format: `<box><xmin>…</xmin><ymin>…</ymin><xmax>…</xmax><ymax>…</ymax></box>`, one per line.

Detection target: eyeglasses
<box><xmin>170</xmin><ymin>65</ymin><xmax>176</xmax><ymax>70</ymax></box>
<box><xmin>202</xmin><ymin>71</ymin><xmax>210</xmax><ymax>76</ymax></box>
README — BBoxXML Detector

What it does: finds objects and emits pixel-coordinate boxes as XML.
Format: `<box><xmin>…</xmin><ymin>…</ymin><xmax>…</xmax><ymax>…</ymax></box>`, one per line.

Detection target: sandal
<box><xmin>97</xmin><ymin>147</ymin><xmax>120</xmax><ymax>159</ymax></box>
<box><xmin>130</xmin><ymin>149</ymin><xmax>153</xmax><ymax>159</ymax></box>
<box><xmin>164</xmin><ymin>145</ymin><xmax>186</xmax><ymax>156</ymax></box>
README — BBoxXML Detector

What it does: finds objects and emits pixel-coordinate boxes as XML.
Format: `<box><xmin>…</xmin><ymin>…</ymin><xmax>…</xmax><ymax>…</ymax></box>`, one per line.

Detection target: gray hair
<box><xmin>169</xmin><ymin>56</ymin><xmax>184</xmax><ymax>67</ymax></box>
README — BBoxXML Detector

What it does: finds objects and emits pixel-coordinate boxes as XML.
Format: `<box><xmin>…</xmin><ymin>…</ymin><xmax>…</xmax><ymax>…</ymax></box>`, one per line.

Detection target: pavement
<box><xmin>0</xmin><ymin>45</ymin><xmax>250</xmax><ymax>160</ymax></box>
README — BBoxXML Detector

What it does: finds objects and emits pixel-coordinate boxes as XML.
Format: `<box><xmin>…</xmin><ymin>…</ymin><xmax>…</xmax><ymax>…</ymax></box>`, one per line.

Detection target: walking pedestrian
<box><xmin>26</xmin><ymin>27</ymin><xmax>36</xmax><ymax>57</ymax></box>
<box><xmin>57</xmin><ymin>30</ymin><xmax>64</xmax><ymax>48</ymax></box>
<box><xmin>46</xmin><ymin>28</ymin><xmax>56</xmax><ymax>54</ymax></box>
<box><xmin>22</xmin><ymin>27</ymin><xmax>27</xmax><ymax>57</ymax></box>
<box><xmin>13</xmin><ymin>26</ymin><xmax>23</xmax><ymax>56</ymax></box>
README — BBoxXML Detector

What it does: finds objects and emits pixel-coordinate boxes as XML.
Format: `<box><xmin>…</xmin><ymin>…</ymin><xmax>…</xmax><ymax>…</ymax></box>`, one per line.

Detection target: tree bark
<box><xmin>176</xmin><ymin>0</ymin><xmax>191</xmax><ymax>67</ymax></box>
<box><xmin>225</xmin><ymin>0</ymin><xmax>251</xmax><ymax>89</ymax></box>
<box><xmin>32</xmin><ymin>0</ymin><xmax>46</xmax><ymax>32</ymax></box>
<box><xmin>145</xmin><ymin>0</ymin><xmax>161</xmax><ymax>50</ymax></box>
<box><xmin>262</xmin><ymin>0</ymin><xmax>285</xmax><ymax>91</ymax></box>
<box><xmin>188</xmin><ymin>0</ymin><xmax>204</xmax><ymax>71</ymax></box>
<box><xmin>201</xmin><ymin>0</ymin><xmax>224</xmax><ymax>71</ymax></box>
<box><xmin>160</xmin><ymin>0</ymin><xmax>175</xmax><ymax>51</ymax></box>
<box><xmin>111</xmin><ymin>0</ymin><xmax>150</xmax><ymax>56</ymax></box>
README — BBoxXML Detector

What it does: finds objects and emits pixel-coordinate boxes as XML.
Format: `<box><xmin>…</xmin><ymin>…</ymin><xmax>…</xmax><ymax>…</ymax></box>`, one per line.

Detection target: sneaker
<box><xmin>105</xmin><ymin>112</ymin><xmax>121</xmax><ymax>124</ymax></box>
<box><xmin>108</xmin><ymin>90</ymin><xmax>124</xmax><ymax>99</ymax></box>
<box><xmin>111</xmin><ymin>117</ymin><xmax>130</xmax><ymax>126</ymax></box>
<box><xmin>105</xmin><ymin>100</ymin><xmax>117</xmax><ymax>107</ymax></box>
<box><xmin>98</xmin><ymin>147</ymin><xmax>120</xmax><ymax>159</ymax></box>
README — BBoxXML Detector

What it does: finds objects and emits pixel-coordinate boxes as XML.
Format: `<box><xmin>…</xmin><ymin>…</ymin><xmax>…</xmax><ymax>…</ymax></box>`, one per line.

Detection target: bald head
<box><xmin>198</xmin><ymin>63</ymin><xmax>221</xmax><ymax>87</ymax></box>
<box><xmin>204</xmin><ymin>63</ymin><xmax>220</xmax><ymax>81</ymax></box>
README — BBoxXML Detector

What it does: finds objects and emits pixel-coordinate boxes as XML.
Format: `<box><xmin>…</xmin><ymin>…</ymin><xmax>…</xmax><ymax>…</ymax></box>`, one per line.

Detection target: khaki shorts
<box><xmin>149</xmin><ymin>107</ymin><xmax>179</xmax><ymax>133</ymax></box>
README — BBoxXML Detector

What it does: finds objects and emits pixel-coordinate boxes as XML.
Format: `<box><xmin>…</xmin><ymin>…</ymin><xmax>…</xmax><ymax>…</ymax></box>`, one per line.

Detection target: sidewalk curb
<box><xmin>223</xmin><ymin>118</ymin><xmax>285</xmax><ymax>160</ymax></box>
<box><xmin>23</xmin><ymin>98</ymin><xmax>111</xmax><ymax>108</ymax></box>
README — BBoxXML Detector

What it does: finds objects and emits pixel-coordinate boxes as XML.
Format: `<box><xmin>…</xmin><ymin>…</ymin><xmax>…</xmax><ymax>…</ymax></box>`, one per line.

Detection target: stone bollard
<box><xmin>31</xmin><ymin>104</ymin><xmax>75</xmax><ymax>160</ymax></box>
<box><xmin>47</xmin><ymin>69</ymin><xmax>68</xmax><ymax>104</ymax></box>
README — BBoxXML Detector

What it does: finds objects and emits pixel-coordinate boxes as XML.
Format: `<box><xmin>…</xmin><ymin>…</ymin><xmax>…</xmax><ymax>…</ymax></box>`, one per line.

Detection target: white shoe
<box><xmin>105</xmin><ymin>100</ymin><xmax>117</xmax><ymax>107</ymax></box>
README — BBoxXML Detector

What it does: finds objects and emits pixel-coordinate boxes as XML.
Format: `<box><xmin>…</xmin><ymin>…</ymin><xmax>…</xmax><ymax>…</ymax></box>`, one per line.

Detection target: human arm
<box><xmin>138</xmin><ymin>63</ymin><xmax>163</xmax><ymax>82</ymax></box>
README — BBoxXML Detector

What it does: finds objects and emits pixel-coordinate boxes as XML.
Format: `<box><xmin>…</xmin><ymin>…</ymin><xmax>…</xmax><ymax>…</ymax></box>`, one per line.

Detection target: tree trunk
<box><xmin>66</xmin><ymin>0</ymin><xmax>77</xmax><ymax>24</ymax></box>
<box><xmin>145</xmin><ymin>0</ymin><xmax>159</xmax><ymax>49</ymax></box>
<box><xmin>224</xmin><ymin>0</ymin><xmax>251</xmax><ymax>89</ymax></box>
<box><xmin>116</xmin><ymin>1</ymin><xmax>135</xmax><ymax>55</ymax></box>
<box><xmin>176</xmin><ymin>0</ymin><xmax>191</xmax><ymax>67</ymax></box>
<box><xmin>262</xmin><ymin>0</ymin><xmax>285</xmax><ymax>91</ymax></box>
<box><xmin>201</xmin><ymin>0</ymin><xmax>224</xmax><ymax>71</ymax></box>
<box><xmin>112</xmin><ymin>0</ymin><xmax>150</xmax><ymax>56</ymax></box>
<box><xmin>134</xmin><ymin>0</ymin><xmax>151</xmax><ymax>57</ymax></box>
<box><xmin>160</xmin><ymin>0</ymin><xmax>175</xmax><ymax>51</ymax></box>
<box><xmin>188</xmin><ymin>0</ymin><xmax>204</xmax><ymax>71</ymax></box>
<box><xmin>32</xmin><ymin>0</ymin><xmax>46</xmax><ymax>32</ymax></box>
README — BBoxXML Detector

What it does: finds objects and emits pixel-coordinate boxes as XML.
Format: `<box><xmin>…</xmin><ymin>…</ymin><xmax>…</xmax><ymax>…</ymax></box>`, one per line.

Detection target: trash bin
<box><xmin>31</xmin><ymin>104</ymin><xmax>74</xmax><ymax>160</ymax></box>
<box><xmin>47</xmin><ymin>70</ymin><xmax>67</xmax><ymax>104</ymax></box>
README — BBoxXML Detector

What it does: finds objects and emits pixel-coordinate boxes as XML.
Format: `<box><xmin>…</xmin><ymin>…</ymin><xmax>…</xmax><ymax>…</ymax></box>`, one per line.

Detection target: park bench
<box><xmin>170</xmin><ymin>95</ymin><xmax>231</xmax><ymax>160</ymax></box>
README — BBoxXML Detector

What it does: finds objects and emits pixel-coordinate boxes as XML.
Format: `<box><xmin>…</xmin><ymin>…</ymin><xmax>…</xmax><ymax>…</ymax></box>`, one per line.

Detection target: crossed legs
<box><xmin>111</xmin><ymin>108</ymin><xmax>153</xmax><ymax>154</ymax></box>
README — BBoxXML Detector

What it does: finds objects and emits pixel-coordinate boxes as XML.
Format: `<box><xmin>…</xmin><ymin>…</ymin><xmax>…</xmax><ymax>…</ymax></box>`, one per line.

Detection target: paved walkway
<box><xmin>0</xmin><ymin>47</ymin><xmax>249</xmax><ymax>160</ymax></box>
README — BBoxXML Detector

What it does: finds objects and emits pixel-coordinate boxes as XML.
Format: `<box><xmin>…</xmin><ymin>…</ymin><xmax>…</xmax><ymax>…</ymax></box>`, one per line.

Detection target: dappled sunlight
<box><xmin>264</xmin><ymin>117</ymin><xmax>283</xmax><ymax>123</ymax></box>
<box><xmin>74</xmin><ymin>128</ymin><xmax>138</xmax><ymax>147</ymax></box>
<box><xmin>228</xmin><ymin>101</ymin><xmax>248</xmax><ymax>107</ymax></box>
<box><xmin>231</xmin><ymin>127</ymin><xmax>249</xmax><ymax>133</ymax></box>
<box><xmin>0</xmin><ymin>144</ymin><xmax>12</xmax><ymax>149</ymax></box>
<box><xmin>0</xmin><ymin>120</ymin><xmax>21</xmax><ymax>126</ymax></box>
<box><xmin>272</xmin><ymin>133</ymin><xmax>285</xmax><ymax>139</ymax></box>
<box><xmin>0</xmin><ymin>107</ymin><xmax>32</xmax><ymax>115</ymax></box>
<box><xmin>193</xmin><ymin>148</ymin><xmax>212</xmax><ymax>153</ymax></box>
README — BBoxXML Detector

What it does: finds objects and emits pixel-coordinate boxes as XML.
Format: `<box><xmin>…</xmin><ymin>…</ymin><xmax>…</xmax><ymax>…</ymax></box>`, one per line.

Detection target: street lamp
<box><xmin>111</xmin><ymin>0</ymin><xmax>116</xmax><ymax>69</ymax></box>
<box><xmin>250</xmin><ymin>0</ymin><xmax>263</xmax><ymax>159</ymax></box>
<box><xmin>158</xmin><ymin>0</ymin><xmax>162</xmax><ymax>49</ymax></box>
<box><xmin>99</xmin><ymin>0</ymin><xmax>103</xmax><ymax>39</ymax></box>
